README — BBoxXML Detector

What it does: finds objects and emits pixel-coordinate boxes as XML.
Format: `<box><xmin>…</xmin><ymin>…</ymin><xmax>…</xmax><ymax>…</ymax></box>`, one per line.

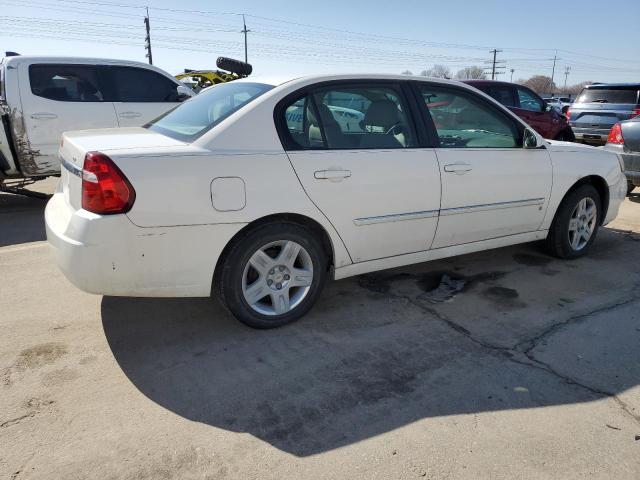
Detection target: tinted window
<box><xmin>517</xmin><ymin>88</ymin><xmax>544</xmax><ymax>112</ymax></box>
<box><xmin>420</xmin><ymin>85</ymin><xmax>520</xmax><ymax>148</ymax></box>
<box><xmin>284</xmin><ymin>96</ymin><xmax>324</xmax><ymax>149</ymax></box>
<box><xmin>485</xmin><ymin>86</ymin><xmax>516</xmax><ymax>107</ymax></box>
<box><xmin>577</xmin><ymin>87</ymin><xmax>639</xmax><ymax>105</ymax></box>
<box><xmin>109</xmin><ymin>67</ymin><xmax>179</xmax><ymax>102</ymax></box>
<box><xmin>29</xmin><ymin>64</ymin><xmax>105</xmax><ymax>102</ymax></box>
<box><xmin>147</xmin><ymin>82</ymin><xmax>272</xmax><ymax>141</ymax></box>
<box><xmin>281</xmin><ymin>85</ymin><xmax>415</xmax><ymax>150</ymax></box>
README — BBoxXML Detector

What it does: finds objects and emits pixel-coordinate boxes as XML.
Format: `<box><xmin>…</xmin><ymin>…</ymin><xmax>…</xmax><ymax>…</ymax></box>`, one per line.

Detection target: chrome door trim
<box><xmin>61</xmin><ymin>157</ymin><xmax>82</xmax><ymax>178</ymax></box>
<box><xmin>440</xmin><ymin>198</ymin><xmax>545</xmax><ymax>216</ymax></box>
<box><xmin>354</xmin><ymin>209</ymin><xmax>439</xmax><ymax>226</ymax></box>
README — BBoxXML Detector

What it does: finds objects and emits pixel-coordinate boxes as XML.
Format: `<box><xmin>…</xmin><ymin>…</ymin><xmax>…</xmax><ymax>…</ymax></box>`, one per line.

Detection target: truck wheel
<box><xmin>546</xmin><ymin>184</ymin><xmax>601</xmax><ymax>259</ymax></box>
<box><xmin>217</xmin><ymin>223</ymin><xmax>328</xmax><ymax>328</ymax></box>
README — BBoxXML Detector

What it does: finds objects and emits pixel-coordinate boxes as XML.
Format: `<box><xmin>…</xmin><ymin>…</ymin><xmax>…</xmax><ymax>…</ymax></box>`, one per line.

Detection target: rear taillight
<box><xmin>606</xmin><ymin>123</ymin><xmax>625</xmax><ymax>145</ymax></box>
<box><xmin>81</xmin><ymin>151</ymin><xmax>135</xmax><ymax>214</ymax></box>
<box><xmin>565</xmin><ymin>107</ymin><xmax>571</xmax><ymax>121</ymax></box>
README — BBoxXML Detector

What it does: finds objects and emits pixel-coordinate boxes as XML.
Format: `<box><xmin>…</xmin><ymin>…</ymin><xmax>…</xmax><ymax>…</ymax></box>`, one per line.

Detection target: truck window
<box><xmin>108</xmin><ymin>67</ymin><xmax>179</xmax><ymax>102</ymax></box>
<box><xmin>29</xmin><ymin>64</ymin><xmax>105</xmax><ymax>102</ymax></box>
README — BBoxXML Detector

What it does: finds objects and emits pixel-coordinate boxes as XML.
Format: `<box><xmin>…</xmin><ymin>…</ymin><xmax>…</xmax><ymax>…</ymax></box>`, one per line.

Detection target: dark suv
<box><xmin>464</xmin><ymin>80</ymin><xmax>574</xmax><ymax>140</ymax></box>
<box><xmin>569</xmin><ymin>83</ymin><xmax>640</xmax><ymax>145</ymax></box>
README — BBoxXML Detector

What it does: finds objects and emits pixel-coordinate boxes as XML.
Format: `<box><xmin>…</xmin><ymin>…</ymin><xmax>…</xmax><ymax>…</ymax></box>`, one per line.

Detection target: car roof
<box><xmin>236</xmin><ymin>73</ymin><xmax>476</xmax><ymax>89</ymax></box>
<box><xmin>1</xmin><ymin>55</ymin><xmax>164</xmax><ymax>70</ymax></box>
<box><xmin>585</xmin><ymin>83</ymin><xmax>640</xmax><ymax>89</ymax></box>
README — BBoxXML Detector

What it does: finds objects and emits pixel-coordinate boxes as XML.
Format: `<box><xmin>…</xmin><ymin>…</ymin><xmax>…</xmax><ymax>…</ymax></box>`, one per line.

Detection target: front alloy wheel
<box><xmin>567</xmin><ymin>197</ymin><xmax>597</xmax><ymax>251</ymax></box>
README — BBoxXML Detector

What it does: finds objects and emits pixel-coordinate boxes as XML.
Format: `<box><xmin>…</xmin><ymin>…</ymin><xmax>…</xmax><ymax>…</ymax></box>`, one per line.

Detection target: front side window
<box><xmin>147</xmin><ymin>81</ymin><xmax>273</xmax><ymax>141</ymax></box>
<box><xmin>29</xmin><ymin>64</ymin><xmax>105</xmax><ymax>102</ymax></box>
<box><xmin>420</xmin><ymin>85</ymin><xmax>520</xmax><ymax>148</ymax></box>
<box><xmin>517</xmin><ymin>87</ymin><xmax>544</xmax><ymax>112</ymax></box>
<box><xmin>281</xmin><ymin>84</ymin><xmax>415</xmax><ymax>150</ymax></box>
<box><xmin>109</xmin><ymin>67</ymin><xmax>180</xmax><ymax>102</ymax></box>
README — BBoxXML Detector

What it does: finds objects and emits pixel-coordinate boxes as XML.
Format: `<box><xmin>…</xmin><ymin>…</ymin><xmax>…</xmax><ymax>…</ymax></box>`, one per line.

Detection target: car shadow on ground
<box><xmin>627</xmin><ymin>191</ymin><xmax>640</xmax><ymax>204</ymax></box>
<box><xmin>101</xmin><ymin>231</ymin><xmax>640</xmax><ymax>457</ymax></box>
<box><xmin>0</xmin><ymin>192</ymin><xmax>48</xmax><ymax>247</ymax></box>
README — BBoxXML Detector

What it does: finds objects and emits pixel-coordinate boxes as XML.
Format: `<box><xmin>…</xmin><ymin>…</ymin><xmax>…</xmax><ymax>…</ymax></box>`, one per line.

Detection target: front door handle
<box><xmin>30</xmin><ymin>112</ymin><xmax>58</xmax><ymax>120</ymax></box>
<box><xmin>119</xmin><ymin>111</ymin><xmax>142</xmax><ymax>119</ymax></box>
<box><xmin>314</xmin><ymin>169</ymin><xmax>352</xmax><ymax>180</ymax></box>
<box><xmin>443</xmin><ymin>163</ymin><xmax>473</xmax><ymax>174</ymax></box>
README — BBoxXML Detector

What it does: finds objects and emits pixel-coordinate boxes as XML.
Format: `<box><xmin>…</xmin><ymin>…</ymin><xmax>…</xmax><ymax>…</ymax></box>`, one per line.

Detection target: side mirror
<box><xmin>176</xmin><ymin>85</ymin><xmax>193</xmax><ymax>102</ymax></box>
<box><xmin>523</xmin><ymin>128</ymin><xmax>539</xmax><ymax>149</ymax></box>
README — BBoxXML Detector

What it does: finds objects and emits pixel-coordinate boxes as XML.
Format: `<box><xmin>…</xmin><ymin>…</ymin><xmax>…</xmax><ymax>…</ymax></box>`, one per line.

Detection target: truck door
<box><xmin>18</xmin><ymin>63</ymin><xmax>118</xmax><ymax>175</ymax></box>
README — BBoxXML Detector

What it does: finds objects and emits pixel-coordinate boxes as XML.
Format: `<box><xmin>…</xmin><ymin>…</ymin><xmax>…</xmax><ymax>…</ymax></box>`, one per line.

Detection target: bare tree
<box><xmin>563</xmin><ymin>81</ymin><xmax>592</xmax><ymax>95</ymax></box>
<box><xmin>422</xmin><ymin>64</ymin><xmax>451</xmax><ymax>79</ymax></box>
<box><xmin>523</xmin><ymin>75</ymin><xmax>556</xmax><ymax>94</ymax></box>
<box><xmin>455</xmin><ymin>66</ymin><xmax>486</xmax><ymax>80</ymax></box>
<box><xmin>401</xmin><ymin>70</ymin><xmax>413</xmax><ymax>76</ymax></box>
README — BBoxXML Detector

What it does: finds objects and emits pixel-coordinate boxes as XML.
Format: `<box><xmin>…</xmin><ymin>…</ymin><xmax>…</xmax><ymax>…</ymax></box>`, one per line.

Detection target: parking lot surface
<box><xmin>1</xmin><ymin>178</ymin><xmax>639</xmax><ymax>479</ymax></box>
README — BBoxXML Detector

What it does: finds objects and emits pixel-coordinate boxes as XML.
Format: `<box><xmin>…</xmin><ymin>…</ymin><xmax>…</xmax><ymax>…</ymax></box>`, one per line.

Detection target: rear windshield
<box><xmin>576</xmin><ymin>87</ymin><xmax>639</xmax><ymax>105</ymax></box>
<box><xmin>147</xmin><ymin>82</ymin><xmax>273</xmax><ymax>142</ymax></box>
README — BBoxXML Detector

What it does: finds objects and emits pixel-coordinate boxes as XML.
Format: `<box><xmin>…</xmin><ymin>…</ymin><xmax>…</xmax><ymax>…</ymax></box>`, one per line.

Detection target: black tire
<box><xmin>554</xmin><ymin>128</ymin><xmax>575</xmax><ymax>142</ymax></box>
<box><xmin>546</xmin><ymin>184</ymin><xmax>601</xmax><ymax>259</ymax></box>
<box><xmin>216</xmin><ymin>222</ymin><xmax>328</xmax><ymax>328</ymax></box>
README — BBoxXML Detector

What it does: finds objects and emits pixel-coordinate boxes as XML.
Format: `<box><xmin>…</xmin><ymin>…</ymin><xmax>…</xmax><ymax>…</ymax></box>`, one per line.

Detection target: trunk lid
<box><xmin>621</xmin><ymin>118</ymin><xmax>640</xmax><ymax>152</ymax></box>
<box><xmin>59</xmin><ymin>127</ymin><xmax>188</xmax><ymax>211</ymax></box>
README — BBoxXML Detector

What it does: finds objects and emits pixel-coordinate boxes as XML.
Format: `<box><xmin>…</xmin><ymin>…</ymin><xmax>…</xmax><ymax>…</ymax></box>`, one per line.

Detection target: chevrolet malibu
<box><xmin>45</xmin><ymin>74</ymin><xmax>627</xmax><ymax>328</ymax></box>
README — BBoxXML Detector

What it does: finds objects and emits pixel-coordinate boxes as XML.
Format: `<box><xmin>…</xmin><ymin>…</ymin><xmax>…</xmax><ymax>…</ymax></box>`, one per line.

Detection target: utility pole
<box><xmin>510</xmin><ymin>68</ymin><xmax>515</xmax><ymax>82</ymax></box>
<box><xmin>549</xmin><ymin>49</ymin><xmax>559</xmax><ymax>93</ymax></box>
<box><xmin>241</xmin><ymin>14</ymin><xmax>250</xmax><ymax>63</ymax></box>
<box><xmin>144</xmin><ymin>7</ymin><xmax>152</xmax><ymax>65</ymax></box>
<box><xmin>484</xmin><ymin>49</ymin><xmax>505</xmax><ymax>80</ymax></box>
<box><xmin>563</xmin><ymin>66</ymin><xmax>571</xmax><ymax>92</ymax></box>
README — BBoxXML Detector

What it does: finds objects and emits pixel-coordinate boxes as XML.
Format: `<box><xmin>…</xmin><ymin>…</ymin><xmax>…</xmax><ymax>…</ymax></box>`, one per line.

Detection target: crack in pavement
<box><xmin>361</xmin><ymin>280</ymin><xmax>640</xmax><ymax>426</ymax></box>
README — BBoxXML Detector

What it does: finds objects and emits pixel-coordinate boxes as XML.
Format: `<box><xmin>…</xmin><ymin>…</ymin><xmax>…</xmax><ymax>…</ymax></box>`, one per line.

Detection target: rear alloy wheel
<box><xmin>546</xmin><ymin>184</ymin><xmax>601</xmax><ymax>259</ymax></box>
<box><xmin>217</xmin><ymin>223</ymin><xmax>327</xmax><ymax>328</ymax></box>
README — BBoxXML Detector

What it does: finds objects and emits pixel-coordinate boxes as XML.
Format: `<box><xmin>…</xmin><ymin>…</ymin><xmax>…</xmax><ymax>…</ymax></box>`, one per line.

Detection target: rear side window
<box><xmin>109</xmin><ymin>66</ymin><xmax>179</xmax><ymax>102</ymax></box>
<box><xmin>280</xmin><ymin>84</ymin><xmax>416</xmax><ymax>150</ymax></box>
<box><xmin>485</xmin><ymin>86</ymin><xmax>517</xmax><ymax>108</ymax></box>
<box><xmin>419</xmin><ymin>85</ymin><xmax>520</xmax><ymax>148</ymax></box>
<box><xmin>29</xmin><ymin>64</ymin><xmax>105</xmax><ymax>102</ymax></box>
<box><xmin>577</xmin><ymin>87</ymin><xmax>639</xmax><ymax>105</ymax></box>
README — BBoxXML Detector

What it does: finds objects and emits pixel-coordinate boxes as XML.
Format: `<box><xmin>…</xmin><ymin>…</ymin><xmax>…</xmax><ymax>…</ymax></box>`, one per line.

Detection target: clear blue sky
<box><xmin>2</xmin><ymin>0</ymin><xmax>638</xmax><ymax>86</ymax></box>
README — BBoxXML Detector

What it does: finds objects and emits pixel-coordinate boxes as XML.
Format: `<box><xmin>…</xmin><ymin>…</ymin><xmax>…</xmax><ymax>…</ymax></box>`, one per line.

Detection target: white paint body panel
<box><xmin>1</xmin><ymin>55</ymin><xmax>192</xmax><ymax>176</ymax></box>
<box><xmin>288</xmin><ymin>148</ymin><xmax>441</xmax><ymax>262</ymax></box>
<box><xmin>45</xmin><ymin>74</ymin><xmax>626</xmax><ymax>298</ymax></box>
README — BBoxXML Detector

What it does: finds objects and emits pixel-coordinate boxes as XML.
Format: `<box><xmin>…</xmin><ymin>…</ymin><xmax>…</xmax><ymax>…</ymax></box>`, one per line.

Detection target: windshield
<box><xmin>147</xmin><ymin>82</ymin><xmax>273</xmax><ymax>141</ymax></box>
<box><xmin>576</xmin><ymin>87</ymin><xmax>639</xmax><ymax>105</ymax></box>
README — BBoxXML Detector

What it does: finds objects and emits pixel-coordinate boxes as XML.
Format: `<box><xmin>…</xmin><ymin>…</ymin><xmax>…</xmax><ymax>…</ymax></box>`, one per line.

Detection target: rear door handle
<box><xmin>30</xmin><ymin>112</ymin><xmax>58</xmax><ymax>120</ymax></box>
<box><xmin>119</xmin><ymin>111</ymin><xmax>142</xmax><ymax>119</ymax></box>
<box><xmin>314</xmin><ymin>169</ymin><xmax>352</xmax><ymax>180</ymax></box>
<box><xmin>443</xmin><ymin>163</ymin><xmax>473</xmax><ymax>174</ymax></box>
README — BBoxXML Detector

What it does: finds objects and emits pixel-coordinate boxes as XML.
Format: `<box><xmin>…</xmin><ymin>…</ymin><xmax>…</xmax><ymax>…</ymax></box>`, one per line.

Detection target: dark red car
<box><xmin>464</xmin><ymin>80</ymin><xmax>574</xmax><ymax>141</ymax></box>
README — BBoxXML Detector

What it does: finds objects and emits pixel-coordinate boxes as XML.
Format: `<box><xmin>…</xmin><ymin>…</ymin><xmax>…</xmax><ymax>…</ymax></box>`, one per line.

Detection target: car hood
<box><xmin>544</xmin><ymin>140</ymin><xmax>603</xmax><ymax>152</ymax></box>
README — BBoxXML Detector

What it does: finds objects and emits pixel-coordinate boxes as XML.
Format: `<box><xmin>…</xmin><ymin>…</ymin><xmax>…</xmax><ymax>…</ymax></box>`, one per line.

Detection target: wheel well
<box><xmin>565</xmin><ymin>175</ymin><xmax>609</xmax><ymax>224</ymax></box>
<box><xmin>212</xmin><ymin>213</ymin><xmax>335</xmax><ymax>293</ymax></box>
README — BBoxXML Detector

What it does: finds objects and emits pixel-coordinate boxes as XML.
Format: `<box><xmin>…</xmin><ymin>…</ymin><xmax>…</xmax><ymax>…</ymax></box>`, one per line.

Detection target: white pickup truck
<box><xmin>0</xmin><ymin>55</ymin><xmax>193</xmax><ymax>194</ymax></box>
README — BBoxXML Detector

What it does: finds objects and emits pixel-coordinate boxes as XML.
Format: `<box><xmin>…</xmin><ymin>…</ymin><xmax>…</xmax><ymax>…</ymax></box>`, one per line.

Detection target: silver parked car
<box><xmin>605</xmin><ymin>116</ymin><xmax>640</xmax><ymax>195</ymax></box>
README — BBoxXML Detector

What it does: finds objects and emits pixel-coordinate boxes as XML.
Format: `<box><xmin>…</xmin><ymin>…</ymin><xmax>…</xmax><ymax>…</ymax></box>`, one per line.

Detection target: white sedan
<box><xmin>45</xmin><ymin>74</ymin><xmax>627</xmax><ymax>328</ymax></box>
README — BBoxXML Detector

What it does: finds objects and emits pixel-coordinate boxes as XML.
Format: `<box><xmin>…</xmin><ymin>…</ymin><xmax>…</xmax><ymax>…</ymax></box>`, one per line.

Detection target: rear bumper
<box><xmin>45</xmin><ymin>192</ymin><xmax>245</xmax><ymax>297</ymax></box>
<box><xmin>572</xmin><ymin>127</ymin><xmax>611</xmax><ymax>145</ymax></box>
<box><xmin>603</xmin><ymin>171</ymin><xmax>627</xmax><ymax>226</ymax></box>
<box><xmin>603</xmin><ymin>144</ymin><xmax>640</xmax><ymax>186</ymax></box>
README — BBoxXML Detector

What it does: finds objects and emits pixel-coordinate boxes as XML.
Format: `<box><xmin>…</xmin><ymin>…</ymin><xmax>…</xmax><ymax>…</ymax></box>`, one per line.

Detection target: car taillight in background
<box><xmin>82</xmin><ymin>151</ymin><xmax>136</xmax><ymax>214</ymax></box>
<box><xmin>606</xmin><ymin>123</ymin><xmax>625</xmax><ymax>145</ymax></box>
<box><xmin>565</xmin><ymin>107</ymin><xmax>571</xmax><ymax>121</ymax></box>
